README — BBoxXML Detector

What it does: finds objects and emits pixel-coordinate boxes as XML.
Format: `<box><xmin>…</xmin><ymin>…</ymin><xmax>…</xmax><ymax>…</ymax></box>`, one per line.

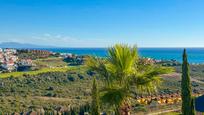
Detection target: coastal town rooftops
<box><xmin>19</xmin><ymin>59</ymin><xmax>32</xmax><ymax>65</ymax></box>
<box><xmin>0</xmin><ymin>48</ymin><xmax>19</xmax><ymax>71</ymax></box>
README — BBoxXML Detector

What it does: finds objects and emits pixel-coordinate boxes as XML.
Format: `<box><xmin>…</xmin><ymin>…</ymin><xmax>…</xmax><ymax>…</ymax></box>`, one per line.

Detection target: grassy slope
<box><xmin>1</xmin><ymin>60</ymin><xmax>204</xmax><ymax>113</ymax></box>
<box><xmin>175</xmin><ymin>64</ymin><xmax>204</xmax><ymax>81</ymax></box>
<box><xmin>0</xmin><ymin>57</ymin><xmax>73</xmax><ymax>78</ymax></box>
<box><xmin>0</xmin><ymin>57</ymin><xmax>90</xmax><ymax>112</ymax></box>
<box><xmin>0</xmin><ymin>67</ymin><xmax>69</xmax><ymax>78</ymax></box>
<box><xmin>0</xmin><ymin>68</ymin><xmax>93</xmax><ymax>113</ymax></box>
<box><xmin>33</xmin><ymin>57</ymin><xmax>68</xmax><ymax>68</ymax></box>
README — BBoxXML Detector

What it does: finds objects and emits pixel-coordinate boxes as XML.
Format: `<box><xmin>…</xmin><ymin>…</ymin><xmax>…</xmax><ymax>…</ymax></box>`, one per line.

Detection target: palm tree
<box><xmin>91</xmin><ymin>77</ymin><xmax>100</xmax><ymax>115</ymax></box>
<box><xmin>87</xmin><ymin>44</ymin><xmax>173</xmax><ymax>115</ymax></box>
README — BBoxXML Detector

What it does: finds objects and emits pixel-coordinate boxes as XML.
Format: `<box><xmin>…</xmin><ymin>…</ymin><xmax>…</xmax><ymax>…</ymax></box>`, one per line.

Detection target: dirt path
<box><xmin>147</xmin><ymin>108</ymin><xmax>180</xmax><ymax>115</ymax></box>
<box><xmin>162</xmin><ymin>73</ymin><xmax>204</xmax><ymax>85</ymax></box>
<box><xmin>33</xmin><ymin>96</ymin><xmax>89</xmax><ymax>102</ymax></box>
<box><xmin>191</xmin><ymin>77</ymin><xmax>204</xmax><ymax>85</ymax></box>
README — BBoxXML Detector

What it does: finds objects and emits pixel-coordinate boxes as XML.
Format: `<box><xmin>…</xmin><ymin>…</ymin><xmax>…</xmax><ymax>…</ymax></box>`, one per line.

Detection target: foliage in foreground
<box><xmin>87</xmin><ymin>44</ymin><xmax>173</xmax><ymax>114</ymax></box>
<box><xmin>91</xmin><ymin>77</ymin><xmax>100</xmax><ymax>115</ymax></box>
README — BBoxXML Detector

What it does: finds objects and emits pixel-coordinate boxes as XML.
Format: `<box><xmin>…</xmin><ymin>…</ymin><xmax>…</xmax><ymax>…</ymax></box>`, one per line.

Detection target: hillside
<box><xmin>0</xmin><ymin>42</ymin><xmax>56</xmax><ymax>48</ymax></box>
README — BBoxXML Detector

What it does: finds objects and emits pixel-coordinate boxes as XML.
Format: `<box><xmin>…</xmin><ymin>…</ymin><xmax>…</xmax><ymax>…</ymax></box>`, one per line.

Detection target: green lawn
<box><xmin>0</xmin><ymin>67</ymin><xmax>70</xmax><ymax>78</ymax></box>
<box><xmin>33</xmin><ymin>57</ymin><xmax>68</xmax><ymax>68</ymax></box>
<box><xmin>0</xmin><ymin>57</ymin><xmax>83</xmax><ymax>78</ymax></box>
<box><xmin>160</xmin><ymin>112</ymin><xmax>181</xmax><ymax>115</ymax></box>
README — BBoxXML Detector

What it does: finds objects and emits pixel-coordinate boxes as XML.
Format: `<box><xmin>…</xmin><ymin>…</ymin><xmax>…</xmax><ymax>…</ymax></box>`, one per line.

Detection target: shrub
<box><xmin>67</xmin><ymin>75</ymin><xmax>75</xmax><ymax>82</ymax></box>
<box><xmin>78</xmin><ymin>74</ymin><xmax>84</xmax><ymax>80</ymax></box>
<box><xmin>47</xmin><ymin>86</ymin><xmax>54</xmax><ymax>91</ymax></box>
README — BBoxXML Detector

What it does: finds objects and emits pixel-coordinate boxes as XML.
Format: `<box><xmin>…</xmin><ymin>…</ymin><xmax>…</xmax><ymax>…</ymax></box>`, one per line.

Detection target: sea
<box><xmin>36</xmin><ymin>48</ymin><xmax>204</xmax><ymax>64</ymax></box>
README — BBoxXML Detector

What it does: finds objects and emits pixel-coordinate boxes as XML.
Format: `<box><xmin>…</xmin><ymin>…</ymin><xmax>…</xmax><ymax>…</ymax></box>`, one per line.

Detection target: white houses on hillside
<box><xmin>0</xmin><ymin>48</ymin><xmax>18</xmax><ymax>72</ymax></box>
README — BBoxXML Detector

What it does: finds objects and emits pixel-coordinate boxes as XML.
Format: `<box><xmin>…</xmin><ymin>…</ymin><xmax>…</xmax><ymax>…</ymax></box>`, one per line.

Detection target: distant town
<box><xmin>0</xmin><ymin>48</ymin><xmax>181</xmax><ymax>73</ymax></box>
<box><xmin>0</xmin><ymin>48</ymin><xmax>89</xmax><ymax>73</ymax></box>
<box><xmin>0</xmin><ymin>48</ymin><xmax>21</xmax><ymax>72</ymax></box>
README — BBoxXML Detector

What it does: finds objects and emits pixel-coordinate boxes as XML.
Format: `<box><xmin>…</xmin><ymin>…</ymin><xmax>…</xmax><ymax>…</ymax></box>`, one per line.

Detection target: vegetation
<box><xmin>181</xmin><ymin>49</ymin><xmax>195</xmax><ymax>115</ymax></box>
<box><xmin>17</xmin><ymin>49</ymin><xmax>51</xmax><ymax>59</ymax></box>
<box><xmin>87</xmin><ymin>44</ymin><xmax>173</xmax><ymax>114</ymax></box>
<box><xmin>91</xmin><ymin>77</ymin><xmax>100</xmax><ymax>115</ymax></box>
<box><xmin>0</xmin><ymin>69</ymin><xmax>93</xmax><ymax>113</ymax></box>
<box><xmin>0</xmin><ymin>57</ymin><xmax>72</xmax><ymax>78</ymax></box>
<box><xmin>161</xmin><ymin>112</ymin><xmax>181</xmax><ymax>115</ymax></box>
<box><xmin>175</xmin><ymin>64</ymin><xmax>204</xmax><ymax>81</ymax></box>
<box><xmin>0</xmin><ymin>45</ymin><xmax>204</xmax><ymax>114</ymax></box>
<box><xmin>0</xmin><ymin>67</ymin><xmax>70</xmax><ymax>78</ymax></box>
<box><xmin>64</xmin><ymin>55</ymin><xmax>88</xmax><ymax>66</ymax></box>
<box><xmin>33</xmin><ymin>58</ymin><xmax>68</xmax><ymax>68</ymax></box>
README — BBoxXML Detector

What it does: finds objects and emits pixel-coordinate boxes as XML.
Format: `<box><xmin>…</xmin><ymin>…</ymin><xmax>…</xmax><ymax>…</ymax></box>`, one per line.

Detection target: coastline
<box><xmin>29</xmin><ymin>48</ymin><xmax>204</xmax><ymax>64</ymax></box>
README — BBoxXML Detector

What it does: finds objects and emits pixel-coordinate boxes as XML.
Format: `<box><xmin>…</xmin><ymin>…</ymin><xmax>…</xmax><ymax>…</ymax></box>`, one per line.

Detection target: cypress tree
<box><xmin>181</xmin><ymin>49</ymin><xmax>195</xmax><ymax>115</ymax></box>
<box><xmin>91</xmin><ymin>77</ymin><xmax>100</xmax><ymax>115</ymax></box>
<box><xmin>190</xmin><ymin>98</ymin><xmax>196</xmax><ymax>115</ymax></box>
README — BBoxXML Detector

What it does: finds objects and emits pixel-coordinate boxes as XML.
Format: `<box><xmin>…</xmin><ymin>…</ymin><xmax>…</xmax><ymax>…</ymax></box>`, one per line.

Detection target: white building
<box><xmin>1</xmin><ymin>61</ymin><xmax>16</xmax><ymax>72</ymax></box>
<box><xmin>19</xmin><ymin>59</ymin><xmax>32</xmax><ymax>66</ymax></box>
<box><xmin>3</xmin><ymin>48</ymin><xmax>17</xmax><ymax>54</ymax></box>
<box><xmin>0</xmin><ymin>48</ymin><xmax>18</xmax><ymax>72</ymax></box>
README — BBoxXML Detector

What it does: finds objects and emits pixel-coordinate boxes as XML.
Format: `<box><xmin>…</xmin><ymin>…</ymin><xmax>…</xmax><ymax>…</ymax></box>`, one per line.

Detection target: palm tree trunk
<box><xmin>119</xmin><ymin>102</ymin><xmax>131</xmax><ymax>115</ymax></box>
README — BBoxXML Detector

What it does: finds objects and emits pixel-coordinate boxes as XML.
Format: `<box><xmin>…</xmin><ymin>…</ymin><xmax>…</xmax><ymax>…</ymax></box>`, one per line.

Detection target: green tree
<box><xmin>181</xmin><ymin>49</ymin><xmax>195</xmax><ymax>115</ymax></box>
<box><xmin>191</xmin><ymin>98</ymin><xmax>196</xmax><ymax>115</ymax></box>
<box><xmin>87</xmin><ymin>44</ymin><xmax>173</xmax><ymax>115</ymax></box>
<box><xmin>70</xmin><ymin>107</ymin><xmax>78</xmax><ymax>115</ymax></box>
<box><xmin>91</xmin><ymin>77</ymin><xmax>100</xmax><ymax>115</ymax></box>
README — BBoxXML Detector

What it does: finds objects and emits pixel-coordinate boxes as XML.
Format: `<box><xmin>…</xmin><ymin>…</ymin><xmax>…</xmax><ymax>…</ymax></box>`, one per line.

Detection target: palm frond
<box><xmin>132</xmin><ymin>74</ymin><xmax>161</xmax><ymax>93</ymax></box>
<box><xmin>87</xmin><ymin>44</ymin><xmax>174</xmax><ymax>113</ymax></box>
<box><xmin>145</xmin><ymin>66</ymin><xmax>174</xmax><ymax>77</ymax></box>
<box><xmin>107</xmin><ymin>44</ymin><xmax>138</xmax><ymax>82</ymax></box>
<box><xmin>100</xmin><ymin>87</ymin><xmax>129</xmax><ymax>107</ymax></box>
<box><xmin>86</xmin><ymin>56</ymin><xmax>116</xmax><ymax>86</ymax></box>
<box><xmin>130</xmin><ymin>66</ymin><xmax>174</xmax><ymax>94</ymax></box>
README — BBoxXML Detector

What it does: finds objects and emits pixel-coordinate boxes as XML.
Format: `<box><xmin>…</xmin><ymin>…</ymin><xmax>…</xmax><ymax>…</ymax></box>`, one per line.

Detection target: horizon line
<box><xmin>17</xmin><ymin>46</ymin><xmax>204</xmax><ymax>49</ymax></box>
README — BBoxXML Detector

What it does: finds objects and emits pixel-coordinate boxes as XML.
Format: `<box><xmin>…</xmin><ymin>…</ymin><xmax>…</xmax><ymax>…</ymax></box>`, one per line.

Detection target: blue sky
<box><xmin>0</xmin><ymin>0</ymin><xmax>204</xmax><ymax>47</ymax></box>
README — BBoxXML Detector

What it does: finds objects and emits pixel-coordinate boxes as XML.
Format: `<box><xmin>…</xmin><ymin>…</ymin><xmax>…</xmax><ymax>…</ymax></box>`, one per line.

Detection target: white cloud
<box><xmin>2</xmin><ymin>33</ymin><xmax>204</xmax><ymax>48</ymax></box>
<box><xmin>0</xmin><ymin>33</ymin><xmax>112</xmax><ymax>47</ymax></box>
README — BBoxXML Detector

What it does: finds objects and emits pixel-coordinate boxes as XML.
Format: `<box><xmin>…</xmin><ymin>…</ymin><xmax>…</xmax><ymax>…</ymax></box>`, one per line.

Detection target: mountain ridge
<box><xmin>0</xmin><ymin>42</ymin><xmax>57</xmax><ymax>48</ymax></box>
